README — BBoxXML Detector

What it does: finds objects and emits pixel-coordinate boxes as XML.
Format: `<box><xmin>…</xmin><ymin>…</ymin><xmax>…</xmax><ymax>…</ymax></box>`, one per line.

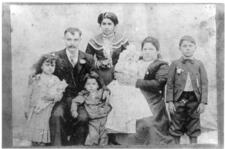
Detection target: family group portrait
<box><xmin>2</xmin><ymin>3</ymin><xmax>224</xmax><ymax>148</ymax></box>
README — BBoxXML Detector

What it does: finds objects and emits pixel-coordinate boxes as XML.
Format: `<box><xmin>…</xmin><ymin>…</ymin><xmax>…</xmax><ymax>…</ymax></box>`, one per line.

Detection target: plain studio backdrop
<box><xmin>10</xmin><ymin>3</ymin><xmax>217</xmax><ymax>144</ymax></box>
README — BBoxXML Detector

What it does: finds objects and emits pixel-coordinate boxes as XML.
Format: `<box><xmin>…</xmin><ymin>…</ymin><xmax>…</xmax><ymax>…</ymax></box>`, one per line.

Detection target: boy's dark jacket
<box><xmin>166</xmin><ymin>57</ymin><xmax>208</xmax><ymax>104</ymax></box>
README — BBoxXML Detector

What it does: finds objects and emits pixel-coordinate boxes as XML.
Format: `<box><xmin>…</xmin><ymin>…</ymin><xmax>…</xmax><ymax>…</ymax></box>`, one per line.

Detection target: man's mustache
<box><xmin>68</xmin><ymin>45</ymin><xmax>76</xmax><ymax>48</ymax></box>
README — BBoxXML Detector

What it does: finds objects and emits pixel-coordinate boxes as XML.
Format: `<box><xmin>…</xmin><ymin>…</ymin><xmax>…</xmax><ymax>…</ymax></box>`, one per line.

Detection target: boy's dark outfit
<box><xmin>166</xmin><ymin>57</ymin><xmax>208</xmax><ymax>141</ymax></box>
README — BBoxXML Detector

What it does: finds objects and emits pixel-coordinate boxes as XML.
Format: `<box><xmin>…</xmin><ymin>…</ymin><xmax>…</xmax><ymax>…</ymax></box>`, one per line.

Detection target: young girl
<box><xmin>71</xmin><ymin>71</ymin><xmax>112</xmax><ymax>146</ymax></box>
<box><xmin>23</xmin><ymin>54</ymin><xmax>67</xmax><ymax>146</ymax></box>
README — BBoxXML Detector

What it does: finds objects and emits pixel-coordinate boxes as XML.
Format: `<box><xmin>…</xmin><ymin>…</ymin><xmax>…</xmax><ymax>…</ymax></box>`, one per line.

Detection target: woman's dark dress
<box><xmin>135</xmin><ymin>59</ymin><xmax>174</xmax><ymax>145</ymax></box>
<box><xmin>86</xmin><ymin>33</ymin><xmax>129</xmax><ymax>85</ymax></box>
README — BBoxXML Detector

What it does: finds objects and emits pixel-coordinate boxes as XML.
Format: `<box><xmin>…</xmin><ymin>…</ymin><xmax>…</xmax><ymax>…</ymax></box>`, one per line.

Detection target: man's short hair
<box><xmin>64</xmin><ymin>27</ymin><xmax>82</xmax><ymax>37</ymax></box>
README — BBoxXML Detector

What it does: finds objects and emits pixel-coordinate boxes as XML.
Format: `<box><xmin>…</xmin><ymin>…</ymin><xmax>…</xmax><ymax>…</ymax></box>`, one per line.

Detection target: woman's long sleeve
<box><xmin>136</xmin><ymin>64</ymin><xmax>169</xmax><ymax>92</ymax></box>
<box><xmin>86</xmin><ymin>43</ymin><xmax>95</xmax><ymax>56</ymax></box>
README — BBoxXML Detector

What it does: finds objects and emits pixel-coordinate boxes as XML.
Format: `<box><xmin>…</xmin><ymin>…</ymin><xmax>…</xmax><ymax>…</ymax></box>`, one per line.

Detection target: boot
<box><xmin>108</xmin><ymin>134</ymin><xmax>120</xmax><ymax>145</ymax></box>
<box><xmin>189</xmin><ymin>136</ymin><xmax>197</xmax><ymax>144</ymax></box>
<box><xmin>173</xmin><ymin>136</ymin><xmax>180</xmax><ymax>144</ymax></box>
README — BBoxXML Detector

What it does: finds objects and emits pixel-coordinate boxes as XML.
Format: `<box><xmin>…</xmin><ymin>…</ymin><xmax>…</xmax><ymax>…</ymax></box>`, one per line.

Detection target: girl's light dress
<box><xmin>106</xmin><ymin>49</ymin><xmax>153</xmax><ymax>133</ymax></box>
<box><xmin>23</xmin><ymin>74</ymin><xmax>67</xmax><ymax>143</ymax></box>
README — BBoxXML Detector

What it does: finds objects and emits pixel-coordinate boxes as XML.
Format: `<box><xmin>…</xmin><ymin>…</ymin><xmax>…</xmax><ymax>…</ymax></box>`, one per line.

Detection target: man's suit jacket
<box><xmin>166</xmin><ymin>57</ymin><xmax>208</xmax><ymax>104</ymax></box>
<box><xmin>53</xmin><ymin>49</ymin><xmax>95</xmax><ymax>102</ymax></box>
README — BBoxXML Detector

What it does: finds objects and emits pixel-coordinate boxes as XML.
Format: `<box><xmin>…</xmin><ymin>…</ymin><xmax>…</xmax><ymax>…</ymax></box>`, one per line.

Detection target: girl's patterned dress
<box><xmin>23</xmin><ymin>74</ymin><xmax>67</xmax><ymax>143</ymax></box>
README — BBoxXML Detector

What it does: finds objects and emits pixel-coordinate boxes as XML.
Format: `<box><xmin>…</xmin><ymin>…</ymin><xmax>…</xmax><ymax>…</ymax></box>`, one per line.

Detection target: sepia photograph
<box><xmin>2</xmin><ymin>2</ymin><xmax>224</xmax><ymax>148</ymax></box>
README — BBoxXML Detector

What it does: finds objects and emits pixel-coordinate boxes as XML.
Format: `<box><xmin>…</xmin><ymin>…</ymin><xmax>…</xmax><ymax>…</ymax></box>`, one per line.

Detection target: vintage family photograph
<box><xmin>2</xmin><ymin>2</ymin><xmax>224</xmax><ymax>148</ymax></box>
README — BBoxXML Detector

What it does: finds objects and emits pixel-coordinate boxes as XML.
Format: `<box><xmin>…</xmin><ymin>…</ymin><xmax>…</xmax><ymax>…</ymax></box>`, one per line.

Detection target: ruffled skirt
<box><xmin>23</xmin><ymin>104</ymin><xmax>54</xmax><ymax>143</ymax></box>
<box><xmin>106</xmin><ymin>80</ymin><xmax>152</xmax><ymax>133</ymax></box>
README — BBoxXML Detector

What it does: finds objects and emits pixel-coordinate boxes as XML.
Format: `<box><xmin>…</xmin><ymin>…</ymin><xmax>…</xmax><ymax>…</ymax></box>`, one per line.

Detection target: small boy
<box><xmin>166</xmin><ymin>35</ymin><xmax>208</xmax><ymax>144</ymax></box>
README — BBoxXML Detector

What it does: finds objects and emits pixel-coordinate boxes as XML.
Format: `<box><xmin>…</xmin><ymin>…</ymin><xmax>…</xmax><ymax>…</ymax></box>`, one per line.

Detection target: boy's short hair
<box><xmin>179</xmin><ymin>35</ymin><xmax>196</xmax><ymax>47</ymax></box>
<box><xmin>64</xmin><ymin>27</ymin><xmax>82</xmax><ymax>37</ymax></box>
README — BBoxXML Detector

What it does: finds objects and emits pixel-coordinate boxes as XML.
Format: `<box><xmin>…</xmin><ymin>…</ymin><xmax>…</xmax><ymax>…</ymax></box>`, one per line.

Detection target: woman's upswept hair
<box><xmin>32</xmin><ymin>53</ymin><xmax>57</xmax><ymax>75</ymax></box>
<box><xmin>97</xmin><ymin>12</ymin><xmax>119</xmax><ymax>25</ymax></box>
<box><xmin>141</xmin><ymin>36</ymin><xmax>160</xmax><ymax>51</ymax></box>
<box><xmin>141</xmin><ymin>36</ymin><xmax>162</xmax><ymax>59</ymax></box>
<box><xmin>83</xmin><ymin>71</ymin><xmax>103</xmax><ymax>90</ymax></box>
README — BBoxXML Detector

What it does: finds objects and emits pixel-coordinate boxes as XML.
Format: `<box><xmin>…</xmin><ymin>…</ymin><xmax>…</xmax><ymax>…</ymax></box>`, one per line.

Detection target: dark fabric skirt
<box><xmin>97</xmin><ymin>67</ymin><xmax>114</xmax><ymax>86</ymax></box>
<box><xmin>134</xmin><ymin>91</ymin><xmax>175</xmax><ymax>145</ymax></box>
<box><xmin>107</xmin><ymin>99</ymin><xmax>175</xmax><ymax>145</ymax></box>
<box><xmin>135</xmin><ymin>117</ymin><xmax>174</xmax><ymax>145</ymax></box>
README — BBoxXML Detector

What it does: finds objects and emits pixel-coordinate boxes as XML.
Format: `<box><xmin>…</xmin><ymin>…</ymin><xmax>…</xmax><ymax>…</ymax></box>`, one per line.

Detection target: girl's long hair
<box><xmin>32</xmin><ymin>53</ymin><xmax>57</xmax><ymax>76</ymax></box>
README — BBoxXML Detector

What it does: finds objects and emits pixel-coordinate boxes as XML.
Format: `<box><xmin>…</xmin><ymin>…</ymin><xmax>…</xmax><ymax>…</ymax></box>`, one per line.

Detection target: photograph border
<box><xmin>2</xmin><ymin>3</ymin><xmax>224</xmax><ymax>148</ymax></box>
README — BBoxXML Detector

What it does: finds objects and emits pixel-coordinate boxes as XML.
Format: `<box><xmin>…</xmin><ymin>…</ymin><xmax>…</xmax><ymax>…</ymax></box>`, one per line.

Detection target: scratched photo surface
<box><xmin>9</xmin><ymin>3</ymin><xmax>219</xmax><ymax>147</ymax></box>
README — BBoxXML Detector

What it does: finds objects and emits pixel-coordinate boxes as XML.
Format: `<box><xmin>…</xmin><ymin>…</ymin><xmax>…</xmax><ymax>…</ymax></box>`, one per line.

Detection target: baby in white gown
<box><xmin>106</xmin><ymin>45</ymin><xmax>153</xmax><ymax>133</ymax></box>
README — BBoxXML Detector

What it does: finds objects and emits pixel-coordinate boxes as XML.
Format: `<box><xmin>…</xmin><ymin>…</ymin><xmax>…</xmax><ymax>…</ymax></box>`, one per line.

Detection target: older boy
<box><xmin>166</xmin><ymin>35</ymin><xmax>208</xmax><ymax>144</ymax></box>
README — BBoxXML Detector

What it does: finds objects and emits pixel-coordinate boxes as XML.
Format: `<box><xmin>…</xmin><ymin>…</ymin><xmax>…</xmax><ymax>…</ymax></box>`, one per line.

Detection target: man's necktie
<box><xmin>70</xmin><ymin>55</ymin><xmax>76</xmax><ymax>67</ymax></box>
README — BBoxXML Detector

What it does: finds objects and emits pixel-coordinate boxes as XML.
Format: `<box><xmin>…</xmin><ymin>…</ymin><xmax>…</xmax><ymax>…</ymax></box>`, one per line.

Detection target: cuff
<box><xmin>166</xmin><ymin>100</ymin><xmax>174</xmax><ymax>103</ymax></box>
<box><xmin>165</xmin><ymin>98</ymin><xmax>174</xmax><ymax>103</ymax></box>
<box><xmin>135</xmin><ymin>79</ymin><xmax>143</xmax><ymax>88</ymax></box>
<box><xmin>201</xmin><ymin>101</ymin><xmax>207</xmax><ymax>105</ymax></box>
<box><xmin>103</xmin><ymin>87</ymin><xmax>111</xmax><ymax>95</ymax></box>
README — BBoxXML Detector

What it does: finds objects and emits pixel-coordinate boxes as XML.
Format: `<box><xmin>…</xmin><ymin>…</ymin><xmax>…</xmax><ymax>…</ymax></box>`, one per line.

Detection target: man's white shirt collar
<box><xmin>66</xmin><ymin>48</ymin><xmax>79</xmax><ymax>66</ymax></box>
<box><xmin>182</xmin><ymin>56</ymin><xmax>194</xmax><ymax>60</ymax></box>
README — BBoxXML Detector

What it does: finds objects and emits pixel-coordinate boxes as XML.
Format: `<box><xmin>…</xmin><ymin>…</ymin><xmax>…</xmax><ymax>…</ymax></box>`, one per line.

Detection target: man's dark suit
<box><xmin>49</xmin><ymin>49</ymin><xmax>96</xmax><ymax>146</ymax></box>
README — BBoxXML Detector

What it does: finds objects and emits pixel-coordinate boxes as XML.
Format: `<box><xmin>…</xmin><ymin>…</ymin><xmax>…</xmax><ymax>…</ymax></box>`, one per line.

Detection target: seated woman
<box><xmin>135</xmin><ymin>36</ymin><xmax>174</xmax><ymax>145</ymax></box>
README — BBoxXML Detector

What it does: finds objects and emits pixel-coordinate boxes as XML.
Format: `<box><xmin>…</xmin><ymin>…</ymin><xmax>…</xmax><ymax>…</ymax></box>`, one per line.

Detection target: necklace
<box><xmin>102</xmin><ymin>32</ymin><xmax>115</xmax><ymax>40</ymax></box>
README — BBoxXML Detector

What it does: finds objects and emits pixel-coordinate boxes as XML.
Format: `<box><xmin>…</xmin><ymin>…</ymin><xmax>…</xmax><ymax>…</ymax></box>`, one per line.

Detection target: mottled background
<box><xmin>11</xmin><ymin>4</ymin><xmax>217</xmax><ymax>145</ymax></box>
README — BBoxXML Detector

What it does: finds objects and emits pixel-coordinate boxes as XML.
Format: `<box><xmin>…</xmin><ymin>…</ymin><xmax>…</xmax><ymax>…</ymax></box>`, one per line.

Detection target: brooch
<box><xmin>176</xmin><ymin>67</ymin><xmax>184</xmax><ymax>75</ymax></box>
<box><xmin>79</xmin><ymin>59</ymin><xmax>86</xmax><ymax>64</ymax></box>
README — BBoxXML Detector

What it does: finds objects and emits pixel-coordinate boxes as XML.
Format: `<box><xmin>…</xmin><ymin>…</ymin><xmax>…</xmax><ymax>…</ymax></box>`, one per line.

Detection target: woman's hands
<box><xmin>197</xmin><ymin>103</ymin><xmax>205</xmax><ymax>114</ymax></box>
<box><xmin>168</xmin><ymin>102</ymin><xmax>176</xmax><ymax>114</ymax></box>
<box><xmin>34</xmin><ymin>100</ymin><xmax>49</xmax><ymax>113</ymax></box>
<box><xmin>71</xmin><ymin>102</ymin><xmax>79</xmax><ymax>118</ymax></box>
<box><xmin>102</xmin><ymin>90</ymin><xmax>110</xmax><ymax>101</ymax></box>
<box><xmin>115</xmin><ymin>72</ymin><xmax>137</xmax><ymax>86</ymax></box>
<box><xmin>71</xmin><ymin>110</ymin><xmax>78</xmax><ymax>118</ymax></box>
<box><xmin>96</xmin><ymin>59</ymin><xmax>112</xmax><ymax>69</ymax></box>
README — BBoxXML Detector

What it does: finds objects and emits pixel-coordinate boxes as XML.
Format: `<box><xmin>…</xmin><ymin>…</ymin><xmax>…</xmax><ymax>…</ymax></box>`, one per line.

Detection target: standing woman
<box><xmin>135</xmin><ymin>36</ymin><xmax>174</xmax><ymax>145</ymax></box>
<box><xmin>86</xmin><ymin>12</ymin><xmax>129</xmax><ymax>85</ymax></box>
